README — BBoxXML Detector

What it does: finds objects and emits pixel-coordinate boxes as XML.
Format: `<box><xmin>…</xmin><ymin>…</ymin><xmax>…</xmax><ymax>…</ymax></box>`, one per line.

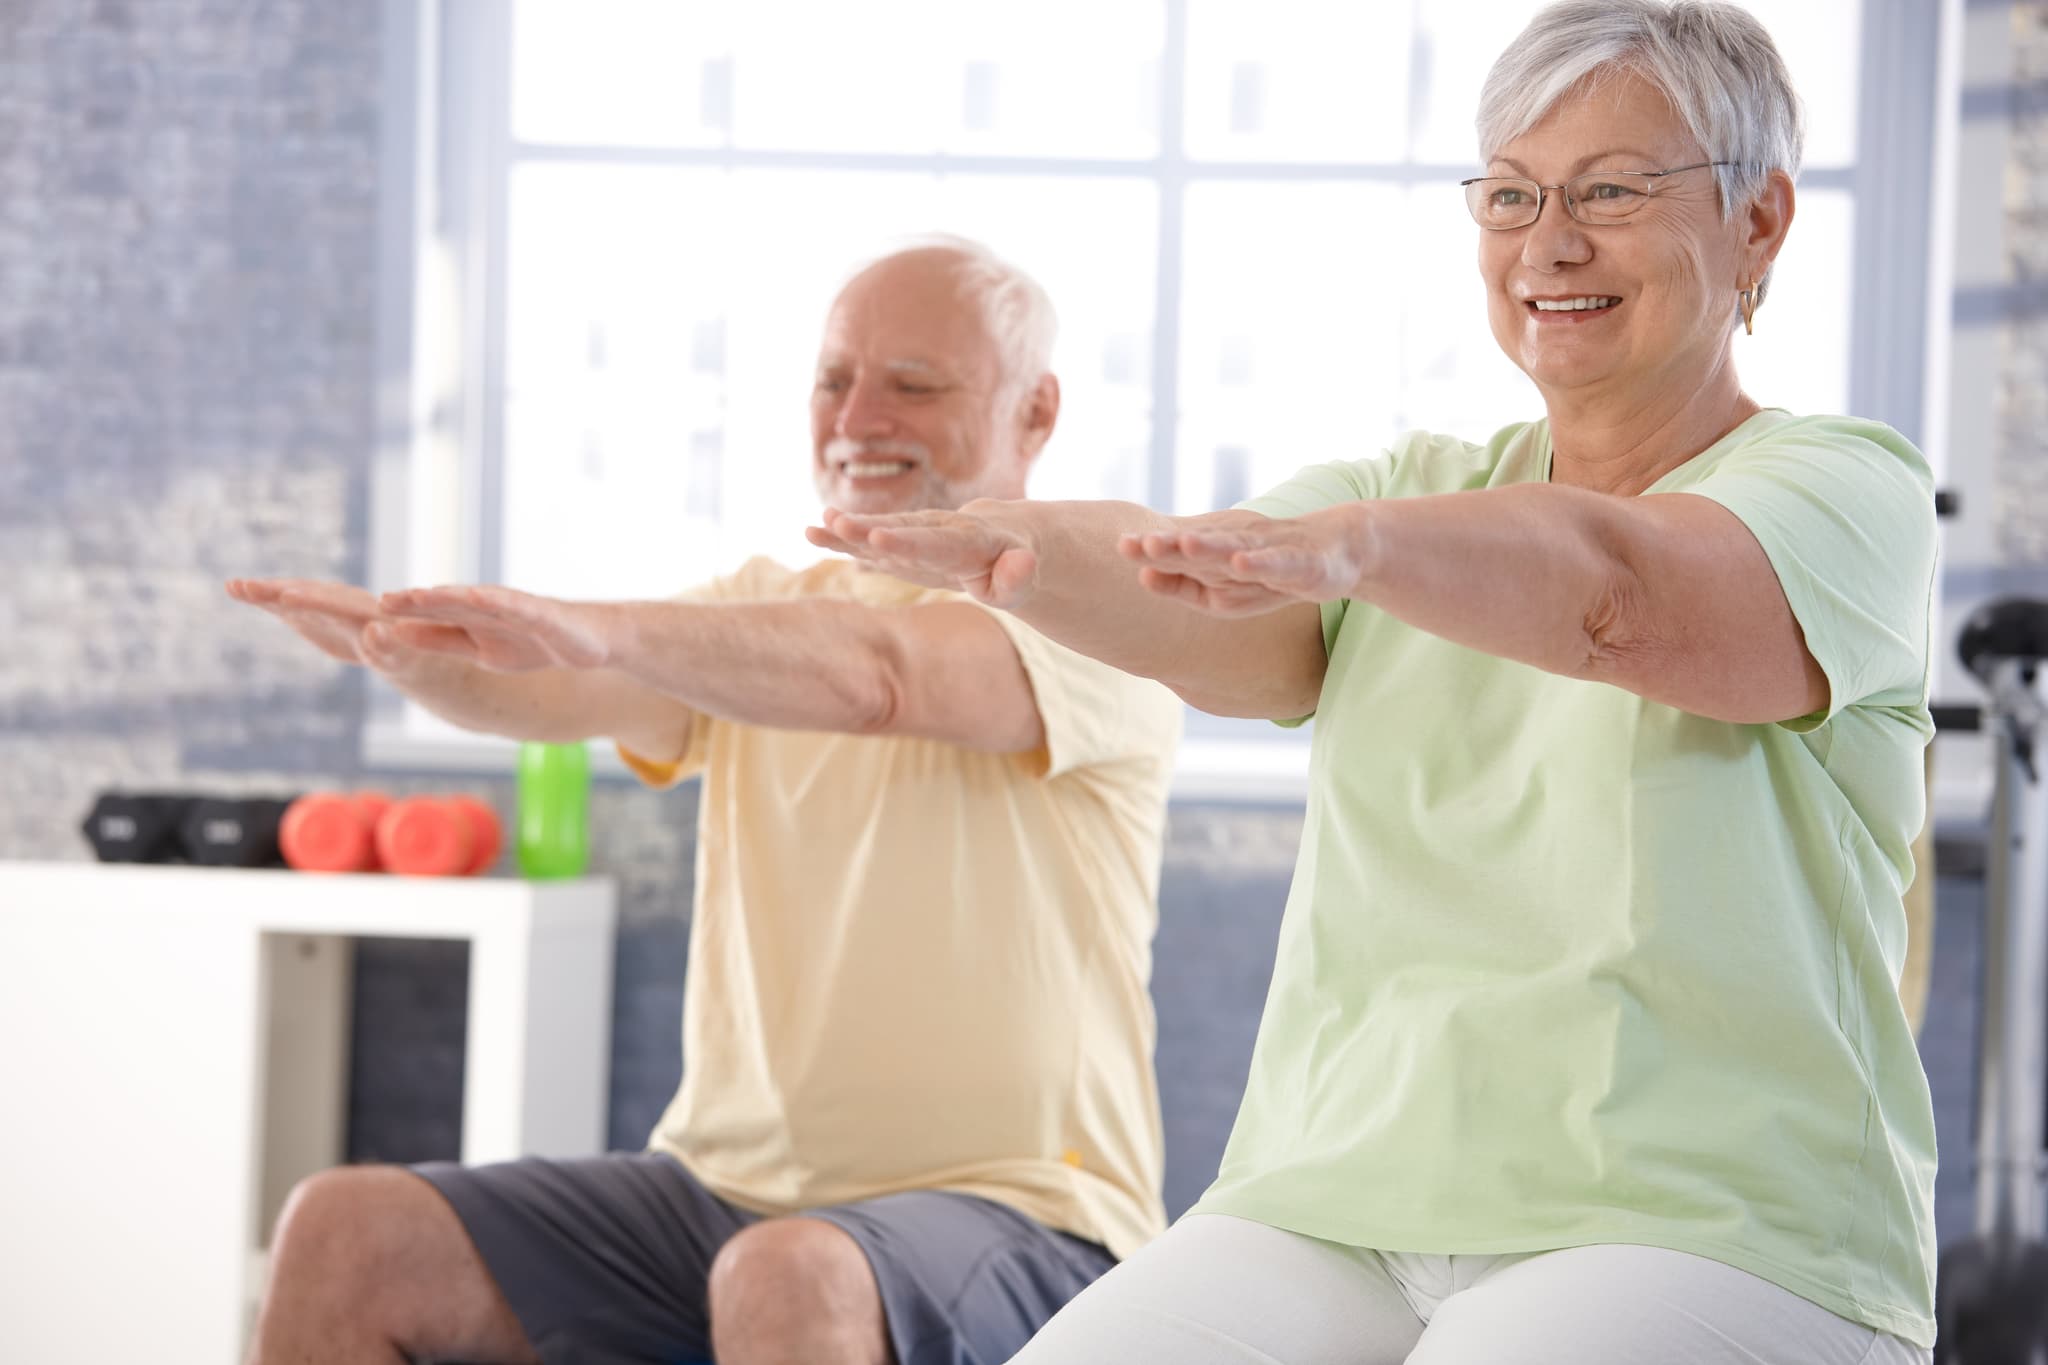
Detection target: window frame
<box><xmin>367</xmin><ymin>0</ymin><xmax>1952</xmax><ymax>798</ymax></box>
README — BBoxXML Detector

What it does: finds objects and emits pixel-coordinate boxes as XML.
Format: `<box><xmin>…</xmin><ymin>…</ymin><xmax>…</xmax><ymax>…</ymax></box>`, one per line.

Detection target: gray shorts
<box><xmin>413</xmin><ymin>1152</ymin><xmax>1115</xmax><ymax>1365</ymax></box>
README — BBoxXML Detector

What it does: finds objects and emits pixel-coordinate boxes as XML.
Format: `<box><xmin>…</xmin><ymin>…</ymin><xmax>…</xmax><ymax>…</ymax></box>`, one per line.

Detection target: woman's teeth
<box><xmin>1532</xmin><ymin>296</ymin><xmax>1621</xmax><ymax>311</ymax></box>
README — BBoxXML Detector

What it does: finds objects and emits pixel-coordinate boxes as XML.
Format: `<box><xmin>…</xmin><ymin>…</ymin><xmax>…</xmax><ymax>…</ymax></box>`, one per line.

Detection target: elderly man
<box><xmin>228</xmin><ymin>238</ymin><xmax>1182</xmax><ymax>1365</ymax></box>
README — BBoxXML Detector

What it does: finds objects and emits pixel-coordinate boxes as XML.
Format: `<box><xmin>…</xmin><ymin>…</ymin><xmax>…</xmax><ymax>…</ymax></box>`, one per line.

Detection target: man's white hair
<box><xmin>857</xmin><ymin>233</ymin><xmax>1059</xmax><ymax>388</ymax></box>
<box><xmin>1477</xmin><ymin>0</ymin><xmax>1804</xmax><ymax>306</ymax></box>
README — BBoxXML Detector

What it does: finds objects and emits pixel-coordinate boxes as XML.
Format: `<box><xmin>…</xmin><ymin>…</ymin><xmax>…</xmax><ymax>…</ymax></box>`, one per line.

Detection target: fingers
<box><xmin>1232</xmin><ymin>543</ymin><xmax>1325</xmax><ymax>587</ymax></box>
<box><xmin>984</xmin><ymin>546</ymin><xmax>1040</xmax><ymax>610</ymax></box>
<box><xmin>1137</xmin><ymin>566</ymin><xmax>1216</xmax><ymax>610</ymax></box>
<box><xmin>380</xmin><ymin>584</ymin><xmax>527</xmax><ymax>625</ymax></box>
<box><xmin>1136</xmin><ymin>566</ymin><xmax>1296</xmax><ymax>619</ymax></box>
<box><xmin>276</xmin><ymin>583</ymin><xmax>379</xmax><ymax>624</ymax></box>
<box><xmin>1120</xmin><ymin>525</ymin><xmax>1336</xmax><ymax>599</ymax></box>
<box><xmin>379</xmin><ymin>587</ymin><xmax>563</xmax><ymax>646</ymax></box>
<box><xmin>805</xmin><ymin>524</ymin><xmax>862</xmax><ymax>556</ymax></box>
<box><xmin>230</xmin><ymin>577</ymin><xmax>564</xmax><ymax>671</ymax></box>
<box><xmin>228</xmin><ymin>577</ymin><xmax>365</xmax><ymax>614</ymax></box>
<box><xmin>819</xmin><ymin>510</ymin><xmax>968</xmax><ymax>557</ymax></box>
<box><xmin>1119</xmin><ymin>533</ymin><xmax>1241</xmax><ymax>585</ymax></box>
<box><xmin>227</xmin><ymin>576</ymin><xmax>319</xmax><ymax>605</ymax></box>
<box><xmin>861</xmin><ymin>524</ymin><xmax>1001</xmax><ymax>573</ymax></box>
<box><xmin>356</xmin><ymin>620</ymin><xmax>411</xmax><ymax>671</ymax></box>
<box><xmin>821</xmin><ymin>507</ymin><xmax>928</xmax><ymax>538</ymax></box>
<box><xmin>379</xmin><ymin>587</ymin><xmax>608</xmax><ymax>671</ymax></box>
<box><xmin>372</xmin><ymin>619</ymin><xmax>477</xmax><ymax>661</ymax></box>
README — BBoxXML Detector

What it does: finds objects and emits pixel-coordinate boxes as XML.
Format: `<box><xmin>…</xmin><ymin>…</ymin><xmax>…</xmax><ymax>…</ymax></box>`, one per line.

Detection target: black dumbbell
<box><xmin>80</xmin><ymin>793</ymin><xmax>195</xmax><ymax>863</ymax></box>
<box><xmin>178</xmin><ymin>797</ymin><xmax>295</xmax><ymax>868</ymax></box>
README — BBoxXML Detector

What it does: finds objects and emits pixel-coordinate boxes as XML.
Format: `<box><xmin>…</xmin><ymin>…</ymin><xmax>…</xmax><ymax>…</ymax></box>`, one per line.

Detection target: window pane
<box><xmin>1408</xmin><ymin>0</ymin><xmax>1552</xmax><ymax>165</ymax></box>
<box><xmin>1391</xmin><ymin>185</ymin><xmax>1546</xmax><ymax>441</ymax></box>
<box><xmin>512</xmin><ymin>0</ymin><xmax>737</xmax><ymax>149</ymax></box>
<box><xmin>1177</xmin><ymin>183</ymin><xmax>1400</xmax><ymax>511</ymax></box>
<box><xmin>502</xmin><ymin>164</ymin><xmax>1155</xmax><ymax>599</ymax></box>
<box><xmin>1745</xmin><ymin>0</ymin><xmax>1861</xmax><ymax>168</ymax></box>
<box><xmin>1408</xmin><ymin>0</ymin><xmax>1860</xmax><ymax>169</ymax></box>
<box><xmin>513</xmin><ymin>0</ymin><xmax>1163</xmax><ymax>158</ymax></box>
<box><xmin>1742</xmin><ymin>187</ymin><xmax>1852</xmax><ymax>416</ymax></box>
<box><xmin>732</xmin><ymin>3</ymin><xmax>1163</xmax><ymax>156</ymax></box>
<box><xmin>1178</xmin><ymin>182</ymin><xmax>1535</xmax><ymax>512</ymax></box>
<box><xmin>1183</xmin><ymin>0</ymin><xmax>1414</xmax><ymax>164</ymax></box>
<box><xmin>1175</xmin><ymin>179</ymin><xmax>1847</xmax><ymax>509</ymax></box>
<box><xmin>945</xmin><ymin>5</ymin><xmax>1165</xmax><ymax>159</ymax></box>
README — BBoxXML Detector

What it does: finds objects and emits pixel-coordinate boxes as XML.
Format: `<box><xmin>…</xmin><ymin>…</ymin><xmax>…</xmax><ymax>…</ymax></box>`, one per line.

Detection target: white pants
<box><xmin>1008</xmin><ymin>1214</ymin><xmax>1929</xmax><ymax>1365</ymax></box>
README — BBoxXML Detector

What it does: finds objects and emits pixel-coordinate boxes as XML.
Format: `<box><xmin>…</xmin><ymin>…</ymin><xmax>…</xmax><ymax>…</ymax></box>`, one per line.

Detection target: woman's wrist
<box><xmin>1332</xmin><ymin>499</ymin><xmax>1383</xmax><ymax>601</ymax></box>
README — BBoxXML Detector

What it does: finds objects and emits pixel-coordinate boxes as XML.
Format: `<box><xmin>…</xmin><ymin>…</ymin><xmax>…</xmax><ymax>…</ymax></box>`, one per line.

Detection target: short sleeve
<box><xmin>1237</xmin><ymin>457</ymin><xmax>1397</xmax><ymax>670</ymax></box>
<box><xmin>1229</xmin><ymin>448</ymin><xmax>1415</xmax><ymax>716</ymax></box>
<box><xmin>978</xmin><ymin>611</ymin><xmax>1184</xmax><ymax>781</ymax></box>
<box><xmin>613</xmin><ymin>559</ymin><xmax>790</xmax><ymax>785</ymax></box>
<box><xmin>1681</xmin><ymin>418</ymin><xmax>1935</xmax><ymax>728</ymax></box>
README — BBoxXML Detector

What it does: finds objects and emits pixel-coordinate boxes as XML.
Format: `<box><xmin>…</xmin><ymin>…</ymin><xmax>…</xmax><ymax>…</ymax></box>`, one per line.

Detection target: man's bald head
<box><xmin>810</xmin><ymin>238</ymin><xmax>1061</xmax><ymax>516</ymax></box>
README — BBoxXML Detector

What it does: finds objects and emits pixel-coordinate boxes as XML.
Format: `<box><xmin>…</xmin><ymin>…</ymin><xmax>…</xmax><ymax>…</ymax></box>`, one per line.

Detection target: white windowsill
<box><xmin>361</xmin><ymin>713</ymin><xmax>1313</xmax><ymax>803</ymax></box>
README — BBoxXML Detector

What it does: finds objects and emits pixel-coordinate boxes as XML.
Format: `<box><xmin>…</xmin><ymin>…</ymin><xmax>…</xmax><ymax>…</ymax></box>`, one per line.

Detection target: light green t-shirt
<box><xmin>1200</xmin><ymin>411</ymin><xmax>1939</xmax><ymax>1345</ymax></box>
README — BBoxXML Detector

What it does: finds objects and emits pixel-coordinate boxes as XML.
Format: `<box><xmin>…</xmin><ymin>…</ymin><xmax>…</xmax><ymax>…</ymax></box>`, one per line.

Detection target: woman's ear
<box><xmin>1743</xmin><ymin>168</ymin><xmax>1797</xmax><ymax>289</ymax></box>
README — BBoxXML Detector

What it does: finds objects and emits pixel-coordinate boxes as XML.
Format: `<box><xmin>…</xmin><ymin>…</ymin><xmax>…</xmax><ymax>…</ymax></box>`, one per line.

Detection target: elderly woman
<box><xmin>811</xmin><ymin>2</ymin><xmax>1936</xmax><ymax>1362</ymax></box>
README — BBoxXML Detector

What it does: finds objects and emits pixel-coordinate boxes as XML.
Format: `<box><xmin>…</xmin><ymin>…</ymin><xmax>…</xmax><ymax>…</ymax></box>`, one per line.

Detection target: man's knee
<box><xmin>269</xmin><ymin>1165</ymin><xmax>447</xmax><ymax>1287</ymax></box>
<box><xmin>708</xmin><ymin>1216</ymin><xmax>883</xmax><ymax>1328</ymax></box>
<box><xmin>260</xmin><ymin>1164</ymin><xmax>535</xmax><ymax>1362</ymax></box>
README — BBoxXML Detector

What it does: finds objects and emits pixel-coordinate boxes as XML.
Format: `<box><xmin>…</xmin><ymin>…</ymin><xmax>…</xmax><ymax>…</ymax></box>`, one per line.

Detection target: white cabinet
<box><xmin>0</xmin><ymin>861</ymin><xmax>617</xmax><ymax>1365</ymax></box>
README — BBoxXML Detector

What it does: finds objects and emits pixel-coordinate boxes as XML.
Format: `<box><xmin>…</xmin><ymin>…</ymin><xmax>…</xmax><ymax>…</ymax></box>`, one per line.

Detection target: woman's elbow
<box><xmin>1168</xmin><ymin>678</ymin><xmax>1321</xmax><ymax>723</ymax></box>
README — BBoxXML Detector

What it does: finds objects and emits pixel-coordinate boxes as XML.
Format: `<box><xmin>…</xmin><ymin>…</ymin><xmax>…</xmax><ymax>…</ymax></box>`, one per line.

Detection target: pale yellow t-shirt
<box><xmin>620</xmin><ymin>556</ymin><xmax>1184</xmax><ymax>1260</ymax></box>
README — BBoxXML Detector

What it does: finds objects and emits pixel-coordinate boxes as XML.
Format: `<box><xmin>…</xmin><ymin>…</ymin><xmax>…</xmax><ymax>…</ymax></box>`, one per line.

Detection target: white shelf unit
<box><xmin>0</xmin><ymin>861</ymin><xmax>618</xmax><ymax>1365</ymax></box>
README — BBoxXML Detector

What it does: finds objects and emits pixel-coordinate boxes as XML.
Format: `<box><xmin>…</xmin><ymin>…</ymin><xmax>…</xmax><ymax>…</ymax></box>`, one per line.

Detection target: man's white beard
<box><xmin>817</xmin><ymin>437</ymin><xmax>961</xmax><ymax>512</ymax></box>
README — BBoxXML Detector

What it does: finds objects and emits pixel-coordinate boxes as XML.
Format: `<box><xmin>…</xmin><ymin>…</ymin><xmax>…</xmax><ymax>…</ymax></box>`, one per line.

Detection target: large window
<box><xmin>371</xmin><ymin>0</ymin><xmax>1938</xmax><ymax>791</ymax></box>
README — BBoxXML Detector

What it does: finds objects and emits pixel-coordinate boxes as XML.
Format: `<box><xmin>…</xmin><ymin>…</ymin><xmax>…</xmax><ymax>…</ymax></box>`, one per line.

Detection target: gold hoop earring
<box><xmin>1738</xmin><ymin>280</ymin><xmax>1758</xmax><ymax>336</ymax></box>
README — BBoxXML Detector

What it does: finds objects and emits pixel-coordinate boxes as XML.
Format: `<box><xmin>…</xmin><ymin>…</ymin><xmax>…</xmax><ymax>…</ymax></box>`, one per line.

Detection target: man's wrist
<box><xmin>591</xmin><ymin>601</ymin><xmax>647</xmax><ymax>673</ymax></box>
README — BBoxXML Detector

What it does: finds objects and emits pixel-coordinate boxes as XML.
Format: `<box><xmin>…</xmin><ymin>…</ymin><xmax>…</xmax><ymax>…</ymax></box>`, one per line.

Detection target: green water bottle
<box><xmin>516</xmin><ymin>741</ymin><xmax>589</xmax><ymax>879</ymax></box>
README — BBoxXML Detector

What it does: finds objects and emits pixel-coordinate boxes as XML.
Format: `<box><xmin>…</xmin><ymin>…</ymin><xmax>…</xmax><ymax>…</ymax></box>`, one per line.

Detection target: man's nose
<box><xmin>836</xmin><ymin>378</ymin><xmax>896</xmax><ymax>438</ymax></box>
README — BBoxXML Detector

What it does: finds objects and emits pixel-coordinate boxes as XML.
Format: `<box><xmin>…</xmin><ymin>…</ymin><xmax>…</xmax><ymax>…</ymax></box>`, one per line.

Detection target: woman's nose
<box><xmin>1520</xmin><ymin>190</ymin><xmax>1594</xmax><ymax>272</ymax></box>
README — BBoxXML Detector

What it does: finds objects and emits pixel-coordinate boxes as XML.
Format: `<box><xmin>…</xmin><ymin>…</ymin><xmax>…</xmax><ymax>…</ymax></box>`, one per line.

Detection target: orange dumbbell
<box><xmin>374</xmin><ymin>794</ymin><xmax>503</xmax><ymax>877</ymax></box>
<box><xmin>280</xmin><ymin>791</ymin><xmax>394</xmax><ymax>873</ymax></box>
<box><xmin>447</xmin><ymin>794</ymin><xmax>503</xmax><ymax>874</ymax></box>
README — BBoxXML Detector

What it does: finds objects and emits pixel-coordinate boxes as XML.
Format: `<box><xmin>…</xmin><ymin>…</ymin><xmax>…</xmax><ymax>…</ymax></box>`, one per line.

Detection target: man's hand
<box><xmin>226</xmin><ymin>577</ymin><xmax>435</xmax><ymax>675</ymax></box>
<box><xmin>1118</xmin><ymin>504</ymin><xmax>1370</xmax><ymax>618</ymax></box>
<box><xmin>809</xmin><ymin>499</ymin><xmax>1042</xmax><ymax>609</ymax></box>
<box><xmin>378</xmin><ymin>585</ymin><xmax>618</xmax><ymax>673</ymax></box>
<box><xmin>230</xmin><ymin>577</ymin><xmax>690</xmax><ymax>750</ymax></box>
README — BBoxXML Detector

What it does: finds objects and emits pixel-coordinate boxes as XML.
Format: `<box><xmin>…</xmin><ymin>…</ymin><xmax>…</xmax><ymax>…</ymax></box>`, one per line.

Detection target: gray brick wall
<box><xmin>2000</xmin><ymin>3</ymin><xmax>2048</xmax><ymax>562</ymax></box>
<box><xmin>0</xmin><ymin>0</ymin><xmax>2035</xmax><ymax>1248</ymax></box>
<box><xmin>0</xmin><ymin>0</ymin><xmax>715</xmax><ymax>1165</ymax></box>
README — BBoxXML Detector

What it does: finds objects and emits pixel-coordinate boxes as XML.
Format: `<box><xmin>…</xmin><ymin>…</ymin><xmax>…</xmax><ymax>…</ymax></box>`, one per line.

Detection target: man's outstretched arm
<box><xmin>226</xmin><ymin>578</ymin><xmax>695</xmax><ymax>760</ymax></box>
<box><xmin>377</xmin><ymin>585</ymin><xmax>1046</xmax><ymax>754</ymax></box>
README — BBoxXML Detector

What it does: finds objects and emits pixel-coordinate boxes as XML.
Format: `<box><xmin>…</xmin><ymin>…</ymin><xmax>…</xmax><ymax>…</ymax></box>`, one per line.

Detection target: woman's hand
<box><xmin>1119</xmin><ymin>504</ymin><xmax>1371</xmax><ymax>618</ymax></box>
<box><xmin>377</xmin><ymin>585</ymin><xmax>618</xmax><ymax>673</ymax></box>
<box><xmin>809</xmin><ymin>499</ymin><xmax>1043</xmax><ymax>609</ymax></box>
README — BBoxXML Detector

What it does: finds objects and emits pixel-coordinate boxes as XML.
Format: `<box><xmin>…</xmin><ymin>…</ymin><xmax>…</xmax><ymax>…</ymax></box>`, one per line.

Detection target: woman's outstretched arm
<box><xmin>811</xmin><ymin>499</ymin><xmax>1329</xmax><ymax>721</ymax></box>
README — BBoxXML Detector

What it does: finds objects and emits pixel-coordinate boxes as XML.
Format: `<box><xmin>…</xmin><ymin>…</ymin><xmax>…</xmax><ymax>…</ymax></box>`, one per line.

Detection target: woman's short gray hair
<box><xmin>1477</xmin><ymin>1</ymin><xmax>1803</xmax><ymax>302</ymax></box>
<box><xmin>876</xmin><ymin>233</ymin><xmax>1060</xmax><ymax>390</ymax></box>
